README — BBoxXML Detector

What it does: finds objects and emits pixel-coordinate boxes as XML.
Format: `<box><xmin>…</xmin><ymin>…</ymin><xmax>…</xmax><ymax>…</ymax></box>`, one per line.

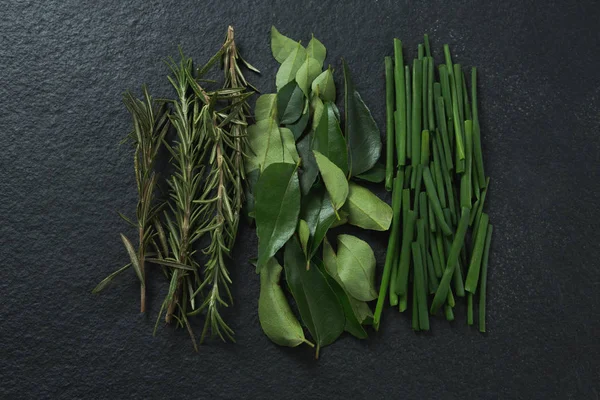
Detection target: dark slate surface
<box><xmin>2</xmin><ymin>1</ymin><xmax>599</xmax><ymax>399</ymax></box>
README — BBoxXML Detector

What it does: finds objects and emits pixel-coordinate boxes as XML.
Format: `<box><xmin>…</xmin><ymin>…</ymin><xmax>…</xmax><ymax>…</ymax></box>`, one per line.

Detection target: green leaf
<box><xmin>277</xmin><ymin>81</ymin><xmax>305</xmax><ymax>124</ymax></box>
<box><xmin>313</xmin><ymin>150</ymin><xmax>349</xmax><ymax>211</ymax></box>
<box><xmin>298</xmin><ymin>219</ymin><xmax>310</xmax><ymax>257</ymax></box>
<box><xmin>313</xmin><ymin>102</ymin><xmax>348</xmax><ymax>174</ymax></box>
<box><xmin>276</xmin><ymin>44</ymin><xmax>307</xmax><ymax>90</ymax></box>
<box><xmin>255</xmin><ymin>94</ymin><xmax>277</xmax><ymax>121</ymax></box>
<box><xmin>314</xmin><ymin>258</ymin><xmax>368</xmax><ymax>339</ymax></box>
<box><xmin>330</xmin><ymin>210</ymin><xmax>349</xmax><ymax>228</ymax></box>
<box><xmin>92</xmin><ymin>263</ymin><xmax>131</xmax><ymax>294</ymax></box>
<box><xmin>306</xmin><ymin>35</ymin><xmax>326</xmax><ymax>66</ymax></box>
<box><xmin>343</xmin><ymin>182</ymin><xmax>392</xmax><ymax>231</ymax></box>
<box><xmin>311</xmin><ymin>95</ymin><xmax>325</xmax><ymax>132</ymax></box>
<box><xmin>120</xmin><ymin>234</ymin><xmax>143</xmax><ymax>284</ymax></box>
<box><xmin>296</xmin><ymin>132</ymin><xmax>319</xmax><ymax>195</ymax></box>
<box><xmin>336</xmin><ymin>234</ymin><xmax>378</xmax><ymax>301</ymax></box>
<box><xmin>322</xmin><ymin>237</ymin><xmax>338</xmax><ymax>279</ymax></box>
<box><xmin>284</xmin><ymin>237</ymin><xmax>345</xmax><ymax>356</ymax></box>
<box><xmin>288</xmin><ymin>107</ymin><xmax>309</xmax><ymax>140</ymax></box>
<box><xmin>246</xmin><ymin>118</ymin><xmax>297</xmax><ymax>173</ymax></box>
<box><xmin>301</xmin><ymin>186</ymin><xmax>336</xmax><ymax>258</ymax></box>
<box><xmin>270</xmin><ymin>26</ymin><xmax>299</xmax><ymax>63</ymax></box>
<box><xmin>244</xmin><ymin>168</ymin><xmax>260</xmax><ymax>220</ymax></box>
<box><xmin>311</xmin><ymin>68</ymin><xmax>336</xmax><ymax>102</ymax></box>
<box><xmin>349</xmin><ymin>297</ymin><xmax>373</xmax><ymax>325</ymax></box>
<box><xmin>321</xmin><ymin>240</ymin><xmax>370</xmax><ymax>336</ymax></box>
<box><xmin>343</xmin><ymin>59</ymin><xmax>382</xmax><ymax>176</ymax></box>
<box><xmin>296</xmin><ymin>57</ymin><xmax>322</xmax><ymax>96</ymax></box>
<box><xmin>355</xmin><ymin>162</ymin><xmax>386</xmax><ymax>183</ymax></box>
<box><xmin>259</xmin><ymin>258</ymin><xmax>310</xmax><ymax>347</ymax></box>
<box><xmin>280</xmin><ymin>127</ymin><xmax>300</xmax><ymax>163</ymax></box>
<box><xmin>145</xmin><ymin>258</ymin><xmax>195</xmax><ymax>271</ymax></box>
<box><xmin>255</xmin><ymin>163</ymin><xmax>301</xmax><ymax>271</ymax></box>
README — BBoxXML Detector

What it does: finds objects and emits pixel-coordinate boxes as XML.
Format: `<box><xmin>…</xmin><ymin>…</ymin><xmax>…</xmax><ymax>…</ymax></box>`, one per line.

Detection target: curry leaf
<box><xmin>246</xmin><ymin>118</ymin><xmax>297</xmax><ymax>173</ymax></box>
<box><xmin>280</xmin><ymin>127</ymin><xmax>300</xmax><ymax>163</ymax></box>
<box><xmin>311</xmin><ymin>68</ymin><xmax>336</xmax><ymax>102</ymax></box>
<box><xmin>255</xmin><ymin>94</ymin><xmax>277</xmax><ymax>121</ymax></box>
<box><xmin>343</xmin><ymin>59</ymin><xmax>382</xmax><ymax>176</ymax></box>
<box><xmin>288</xmin><ymin>107</ymin><xmax>309</xmax><ymax>140</ymax></box>
<box><xmin>300</xmin><ymin>186</ymin><xmax>336</xmax><ymax>258</ymax></box>
<box><xmin>306</xmin><ymin>35</ymin><xmax>326</xmax><ymax>66</ymax></box>
<box><xmin>276</xmin><ymin>44</ymin><xmax>307</xmax><ymax>90</ymax></box>
<box><xmin>313</xmin><ymin>102</ymin><xmax>348</xmax><ymax>174</ymax></box>
<box><xmin>314</xmin><ymin>258</ymin><xmax>368</xmax><ymax>339</ymax></box>
<box><xmin>284</xmin><ymin>237</ymin><xmax>345</xmax><ymax>356</ymax></box>
<box><xmin>311</xmin><ymin>95</ymin><xmax>325</xmax><ymax>132</ymax></box>
<box><xmin>336</xmin><ymin>234</ymin><xmax>378</xmax><ymax>301</ymax></box>
<box><xmin>296</xmin><ymin>132</ymin><xmax>319</xmax><ymax>195</ymax></box>
<box><xmin>298</xmin><ymin>219</ymin><xmax>310</xmax><ymax>257</ymax></box>
<box><xmin>296</xmin><ymin>57</ymin><xmax>322</xmax><ymax>96</ymax></box>
<box><xmin>355</xmin><ymin>162</ymin><xmax>386</xmax><ymax>183</ymax></box>
<box><xmin>271</xmin><ymin>26</ymin><xmax>299</xmax><ymax>63</ymax></box>
<box><xmin>277</xmin><ymin>81</ymin><xmax>305</xmax><ymax>124</ymax></box>
<box><xmin>313</xmin><ymin>151</ymin><xmax>349</xmax><ymax>211</ymax></box>
<box><xmin>342</xmin><ymin>182</ymin><xmax>393</xmax><ymax>231</ymax></box>
<box><xmin>255</xmin><ymin>163</ymin><xmax>301</xmax><ymax>271</ymax></box>
<box><xmin>259</xmin><ymin>258</ymin><xmax>309</xmax><ymax>347</ymax></box>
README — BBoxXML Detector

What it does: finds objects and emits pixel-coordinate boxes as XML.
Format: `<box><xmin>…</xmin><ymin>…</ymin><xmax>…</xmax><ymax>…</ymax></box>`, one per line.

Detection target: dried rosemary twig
<box><xmin>93</xmin><ymin>87</ymin><xmax>169</xmax><ymax>314</ymax></box>
<box><xmin>191</xmin><ymin>26</ymin><xmax>258</xmax><ymax>343</ymax></box>
<box><xmin>155</xmin><ymin>28</ymin><xmax>256</xmax><ymax>348</ymax></box>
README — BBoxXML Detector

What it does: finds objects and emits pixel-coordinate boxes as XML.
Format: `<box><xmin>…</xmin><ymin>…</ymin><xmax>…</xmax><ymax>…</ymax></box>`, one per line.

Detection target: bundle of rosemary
<box><xmin>375</xmin><ymin>36</ymin><xmax>493</xmax><ymax>332</ymax></box>
<box><xmin>94</xmin><ymin>26</ymin><xmax>257</xmax><ymax>350</ymax></box>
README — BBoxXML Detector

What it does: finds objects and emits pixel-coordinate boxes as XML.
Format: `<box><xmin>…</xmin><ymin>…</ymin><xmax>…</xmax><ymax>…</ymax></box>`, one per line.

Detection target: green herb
<box><xmin>284</xmin><ymin>237</ymin><xmax>345</xmax><ymax>359</ymax></box>
<box><xmin>385</xmin><ymin>56</ymin><xmax>395</xmax><ymax>190</ymax></box>
<box><xmin>255</xmin><ymin>162</ymin><xmax>301</xmax><ymax>271</ymax></box>
<box><xmin>335</xmin><ymin>234</ymin><xmax>378</xmax><ymax>301</ymax></box>
<box><xmin>259</xmin><ymin>258</ymin><xmax>312</xmax><ymax>347</ymax></box>
<box><xmin>342</xmin><ymin>182</ymin><xmax>393</xmax><ymax>231</ymax></box>
<box><xmin>343</xmin><ymin>59</ymin><xmax>382</xmax><ymax>176</ymax></box>
<box><xmin>93</xmin><ymin>87</ymin><xmax>168</xmax><ymax>315</ymax></box>
<box><xmin>378</xmin><ymin>36</ymin><xmax>494</xmax><ymax>331</ymax></box>
<box><xmin>479</xmin><ymin>225</ymin><xmax>493</xmax><ymax>332</ymax></box>
<box><xmin>250</xmin><ymin>27</ymin><xmax>385</xmax><ymax>356</ymax></box>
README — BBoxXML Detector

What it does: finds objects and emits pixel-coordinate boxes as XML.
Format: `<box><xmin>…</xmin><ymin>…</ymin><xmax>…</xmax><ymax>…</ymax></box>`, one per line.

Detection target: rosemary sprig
<box><xmin>158</xmin><ymin>54</ymin><xmax>208</xmax><ymax>350</ymax></box>
<box><xmin>157</xmin><ymin>28</ymin><xmax>256</xmax><ymax>348</ymax></box>
<box><xmin>93</xmin><ymin>87</ymin><xmax>168</xmax><ymax>314</ymax></box>
<box><xmin>193</xmin><ymin>26</ymin><xmax>257</xmax><ymax>343</ymax></box>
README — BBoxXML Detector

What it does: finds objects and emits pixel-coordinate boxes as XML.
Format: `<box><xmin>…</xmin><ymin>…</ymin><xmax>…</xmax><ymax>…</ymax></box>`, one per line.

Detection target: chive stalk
<box><xmin>465</xmin><ymin>213</ymin><xmax>490</xmax><ymax>293</ymax></box>
<box><xmin>394</xmin><ymin>40</ymin><xmax>407</xmax><ymax>166</ymax></box>
<box><xmin>385</xmin><ymin>56</ymin><xmax>395</xmax><ymax>191</ymax></box>
<box><xmin>479</xmin><ymin>225</ymin><xmax>493</xmax><ymax>333</ymax></box>
<box><xmin>411</xmin><ymin>59</ymin><xmax>422</xmax><ymax>164</ymax></box>
<box><xmin>430</xmin><ymin>207</ymin><xmax>470</xmax><ymax>314</ymax></box>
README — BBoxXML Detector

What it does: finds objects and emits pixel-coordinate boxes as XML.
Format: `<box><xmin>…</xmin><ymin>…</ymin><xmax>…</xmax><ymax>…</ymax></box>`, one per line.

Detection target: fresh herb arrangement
<box><xmin>375</xmin><ymin>35</ymin><xmax>493</xmax><ymax>332</ymax></box>
<box><xmin>94</xmin><ymin>26</ymin><xmax>257</xmax><ymax>350</ymax></box>
<box><xmin>247</xmin><ymin>27</ymin><xmax>391</xmax><ymax>358</ymax></box>
<box><xmin>92</xmin><ymin>87</ymin><xmax>169</xmax><ymax>314</ymax></box>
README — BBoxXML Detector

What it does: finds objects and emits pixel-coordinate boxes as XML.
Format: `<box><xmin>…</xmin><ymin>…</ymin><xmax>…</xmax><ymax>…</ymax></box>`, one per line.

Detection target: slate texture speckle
<box><xmin>1</xmin><ymin>1</ymin><xmax>599</xmax><ymax>399</ymax></box>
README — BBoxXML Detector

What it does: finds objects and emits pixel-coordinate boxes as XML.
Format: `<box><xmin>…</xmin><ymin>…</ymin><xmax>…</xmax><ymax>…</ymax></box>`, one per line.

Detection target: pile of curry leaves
<box><xmin>246</xmin><ymin>27</ymin><xmax>392</xmax><ymax>358</ymax></box>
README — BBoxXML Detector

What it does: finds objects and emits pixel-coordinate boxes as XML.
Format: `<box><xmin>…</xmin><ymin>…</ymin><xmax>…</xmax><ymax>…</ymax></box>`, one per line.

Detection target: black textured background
<box><xmin>2</xmin><ymin>1</ymin><xmax>599</xmax><ymax>399</ymax></box>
